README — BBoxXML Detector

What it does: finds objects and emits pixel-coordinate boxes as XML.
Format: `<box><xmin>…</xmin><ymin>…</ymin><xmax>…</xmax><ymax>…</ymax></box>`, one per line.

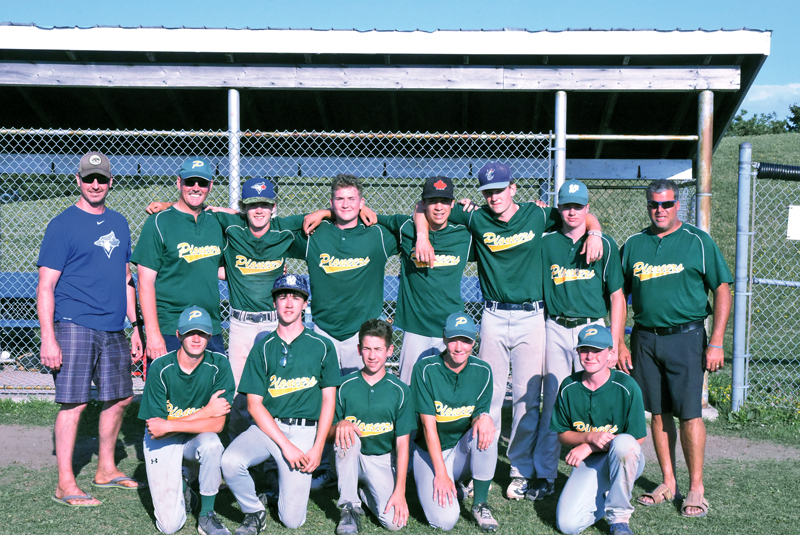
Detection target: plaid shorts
<box><xmin>52</xmin><ymin>322</ymin><xmax>133</xmax><ymax>404</ymax></box>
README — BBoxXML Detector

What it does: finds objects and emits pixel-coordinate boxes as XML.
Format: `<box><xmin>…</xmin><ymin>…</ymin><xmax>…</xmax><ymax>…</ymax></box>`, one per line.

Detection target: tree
<box><xmin>725</xmin><ymin>109</ymin><xmax>788</xmax><ymax>137</ymax></box>
<box><xmin>787</xmin><ymin>103</ymin><xmax>800</xmax><ymax>132</ymax></box>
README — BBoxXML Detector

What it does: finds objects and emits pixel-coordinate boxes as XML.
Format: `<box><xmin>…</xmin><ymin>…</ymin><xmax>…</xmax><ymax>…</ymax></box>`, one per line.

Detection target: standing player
<box><xmin>37</xmin><ymin>151</ymin><xmax>145</xmax><ymax>507</ymax></box>
<box><xmin>131</xmin><ymin>157</ymin><xmax>225</xmax><ymax>360</ymax></box>
<box><xmin>551</xmin><ymin>325</ymin><xmax>646</xmax><ymax>535</ymax></box>
<box><xmin>331</xmin><ymin>319</ymin><xmax>415</xmax><ymax>534</ymax></box>
<box><xmin>376</xmin><ymin>176</ymin><xmax>472</xmax><ymax>384</ymax></box>
<box><xmin>618</xmin><ymin>179</ymin><xmax>732</xmax><ymax>518</ymax></box>
<box><xmin>414</xmin><ymin>162</ymin><xmax>603</xmax><ymax>500</ymax></box>
<box><xmin>411</xmin><ymin>312</ymin><xmax>498</xmax><ymax>532</ymax></box>
<box><xmin>535</xmin><ymin>179</ymin><xmax>626</xmax><ymax>501</ymax></box>
<box><xmin>221</xmin><ymin>274</ymin><xmax>340</xmax><ymax>532</ymax></box>
<box><xmin>139</xmin><ymin>306</ymin><xmax>235</xmax><ymax>535</ymax></box>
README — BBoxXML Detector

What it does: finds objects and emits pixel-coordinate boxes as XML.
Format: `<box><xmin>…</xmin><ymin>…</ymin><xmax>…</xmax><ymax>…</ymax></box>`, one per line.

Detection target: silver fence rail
<box><xmin>0</xmin><ymin>127</ymin><xmax>695</xmax><ymax>395</ymax></box>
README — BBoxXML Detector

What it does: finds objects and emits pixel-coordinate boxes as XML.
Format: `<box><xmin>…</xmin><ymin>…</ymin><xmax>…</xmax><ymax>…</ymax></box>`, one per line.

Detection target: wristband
<box><xmin>587</xmin><ymin>230</ymin><xmax>603</xmax><ymax>237</ymax></box>
<box><xmin>707</xmin><ymin>344</ymin><xmax>723</xmax><ymax>349</ymax></box>
<box><xmin>130</xmin><ymin>319</ymin><xmax>143</xmax><ymax>328</ymax></box>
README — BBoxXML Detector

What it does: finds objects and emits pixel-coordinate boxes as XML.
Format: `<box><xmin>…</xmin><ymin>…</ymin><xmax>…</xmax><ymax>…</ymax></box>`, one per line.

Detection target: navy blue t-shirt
<box><xmin>37</xmin><ymin>205</ymin><xmax>132</xmax><ymax>332</ymax></box>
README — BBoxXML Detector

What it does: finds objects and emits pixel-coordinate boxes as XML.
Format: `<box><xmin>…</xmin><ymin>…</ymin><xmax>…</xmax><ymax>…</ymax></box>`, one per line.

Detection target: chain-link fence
<box><xmin>0</xmin><ymin>127</ymin><xmax>696</xmax><ymax>395</ymax></box>
<box><xmin>745</xmin><ymin>175</ymin><xmax>800</xmax><ymax>410</ymax></box>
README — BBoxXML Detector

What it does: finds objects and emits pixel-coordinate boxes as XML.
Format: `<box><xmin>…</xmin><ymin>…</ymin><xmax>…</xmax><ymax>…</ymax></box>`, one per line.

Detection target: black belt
<box><xmin>549</xmin><ymin>315</ymin><xmax>600</xmax><ymax>329</ymax></box>
<box><xmin>634</xmin><ymin>320</ymin><xmax>704</xmax><ymax>336</ymax></box>
<box><xmin>485</xmin><ymin>300</ymin><xmax>544</xmax><ymax>313</ymax></box>
<box><xmin>275</xmin><ymin>417</ymin><xmax>317</xmax><ymax>427</ymax></box>
<box><xmin>231</xmin><ymin>309</ymin><xmax>278</xmax><ymax>323</ymax></box>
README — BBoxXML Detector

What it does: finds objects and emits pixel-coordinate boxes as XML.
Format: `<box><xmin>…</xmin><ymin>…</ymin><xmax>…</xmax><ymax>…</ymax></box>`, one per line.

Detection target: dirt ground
<box><xmin>1</xmin><ymin>423</ymin><xmax>799</xmax><ymax>471</ymax></box>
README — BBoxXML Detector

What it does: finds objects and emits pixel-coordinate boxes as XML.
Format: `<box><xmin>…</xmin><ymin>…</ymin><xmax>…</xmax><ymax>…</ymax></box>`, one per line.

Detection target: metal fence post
<box><xmin>732</xmin><ymin>142</ymin><xmax>752</xmax><ymax>411</ymax></box>
<box><xmin>228</xmin><ymin>89</ymin><xmax>241</xmax><ymax>209</ymax></box>
<box><xmin>553</xmin><ymin>92</ymin><xmax>567</xmax><ymax>205</ymax></box>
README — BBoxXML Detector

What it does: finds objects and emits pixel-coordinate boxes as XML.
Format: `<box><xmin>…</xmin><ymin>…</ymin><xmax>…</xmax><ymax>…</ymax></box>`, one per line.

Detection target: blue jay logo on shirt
<box><xmin>94</xmin><ymin>231</ymin><xmax>120</xmax><ymax>259</ymax></box>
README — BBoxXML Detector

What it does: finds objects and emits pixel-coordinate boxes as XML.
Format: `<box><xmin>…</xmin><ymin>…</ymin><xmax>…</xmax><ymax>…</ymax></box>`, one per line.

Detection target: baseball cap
<box><xmin>477</xmin><ymin>162</ymin><xmax>513</xmax><ymax>192</ymax></box>
<box><xmin>78</xmin><ymin>152</ymin><xmax>112</xmax><ymax>180</ymax></box>
<box><xmin>177</xmin><ymin>306</ymin><xmax>214</xmax><ymax>336</ymax></box>
<box><xmin>558</xmin><ymin>180</ymin><xmax>589</xmax><ymax>206</ymax></box>
<box><xmin>241</xmin><ymin>177</ymin><xmax>276</xmax><ymax>205</ymax></box>
<box><xmin>575</xmin><ymin>325</ymin><xmax>613</xmax><ymax>350</ymax></box>
<box><xmin>443</xmin><ymin>312</ymin><xmax>477</xmax><ymax>342</ymax></box>
<box><xmin>179</xmin><ymin>157</ymin><xmax>214</xmax><ymax>181</ymax></box>
<box><xmin>272</xmin><ymin>273</ymin><xmax>310</xmax><ymax>299</ymax></box>
<box><xmin>422</xmin><ymin>176</ymin><xmax>455</xmax><ymax>200</ymax></box>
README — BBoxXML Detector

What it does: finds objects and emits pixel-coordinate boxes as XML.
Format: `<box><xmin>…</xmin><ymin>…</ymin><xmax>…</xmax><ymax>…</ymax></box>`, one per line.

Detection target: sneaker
<box><xmin>457</xmin><ymin>479</ymin><xmax>474</xmax><ymax>500</ymax></box>
<box><xmin>198</xmin><ymin>511</ymin><xmax>232</xmax><ymax>535</ymax></box>
<box><xmin>233</xmin><ymin>510</ymin><xmax>267</xmax><ymax>535</ymax></box>
<box><xmin>505</xmin><ymin>477</ymin><xmax>530</xmax><ymax>500</ymax></box>
<box><xmin>609</xmin><ymin>522</ymin><xmax>635</xmax><ymax>535</ymax></box>
<box><xmin>524</xmin><ymin>478</ymin><xmax>555</xmax><ymax>501</ymax></box>
<box><xmin>310</xmin><ymin>469</ymin><xmax>336</xmax><ymax>491</ymax></box>
<box><xmin>471</xmin><ymin>502</ymin><xmax>499</xmax><ymax>532</ymax></box>
<box><xmin>336</xmin><ymin>502</ymin><xmax>364</xmax><ymax>535</ymax></box>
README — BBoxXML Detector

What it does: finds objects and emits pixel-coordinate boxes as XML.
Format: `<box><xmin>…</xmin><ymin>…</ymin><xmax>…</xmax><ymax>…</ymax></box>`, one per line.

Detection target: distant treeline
<box><xmin>725</xmin><ymin>103</ymin><xmax>800</xmax><ymax>137</ymax></box>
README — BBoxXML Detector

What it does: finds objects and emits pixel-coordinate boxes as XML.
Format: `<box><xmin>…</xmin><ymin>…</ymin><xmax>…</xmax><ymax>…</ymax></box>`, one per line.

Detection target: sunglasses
<box><xmin>280</xmin><ymin>344</ymin><xmax>293</xmax><ymax>367</ymax></box>
<box><xmin>80</xmin><ymin>174</ymin><xmax>111</xmax><ymax>185</ymax></box>
<box><xmin>646</xmin><ymin>200</ymin><xmax>677</xmax><ymax>210</ymax></box>
<box><xmin>182</xmin><ymin>177</ymin><xmax>211</xmax><ymax>188</ymax></box>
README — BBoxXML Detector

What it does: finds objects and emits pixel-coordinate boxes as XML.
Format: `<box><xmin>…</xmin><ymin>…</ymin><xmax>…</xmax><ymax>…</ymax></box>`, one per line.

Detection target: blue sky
<box><xmin>5</xmin><ymin>0</ymin><xmax>799</xmax><ymax>118</ymax></box>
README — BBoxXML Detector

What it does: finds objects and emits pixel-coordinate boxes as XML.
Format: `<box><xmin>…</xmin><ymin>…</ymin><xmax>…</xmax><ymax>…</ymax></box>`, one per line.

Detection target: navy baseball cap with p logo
<box><xmin>242</xmin><ymin>177</ymin><xmax>276</xmax><ymax>205</ymax></box>
<box><xmin>477</xmin><ymin>162</ymin><xmax>513</xmax><ymax>192</ymax></box>
<box><xmin>179</xmin><ymin>157</ymin><xmax>214</xmax><ymax>181</ymax></box>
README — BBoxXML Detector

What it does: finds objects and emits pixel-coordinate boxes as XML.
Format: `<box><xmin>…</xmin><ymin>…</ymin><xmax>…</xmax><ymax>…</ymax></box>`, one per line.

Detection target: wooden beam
<box><xmin>0</xmin><ymin>63</ymin><xmax>741</xmax><ymax>91</ymax></box>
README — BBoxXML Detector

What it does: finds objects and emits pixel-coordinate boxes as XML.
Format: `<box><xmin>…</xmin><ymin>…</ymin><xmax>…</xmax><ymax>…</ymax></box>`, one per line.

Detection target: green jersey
<box><xmin>131</xmin><ymin>207</ymin><xmax>224</xmax><ymax>335</ymax></box>
<box><xmin>551</xmin><ymin>369</ymin><xmax>646</xmax><ymax>440</ymax></box>
<box><xmin>411</xmin><ymin>353</ymin><xmax>493</xmax><ymax>452</ymax></box>
<box><xmin>621</xmin><ymin>223</ymin><xmax>733</xmax><ymax>328</ymax></box>
<box><xmin>541</xmin><ymin>231</ymin><xmax>624</xmax><ymax>318</ymax></box>
<box><xmin>238</xmin><ymin>328</ymin><xmax>340</xmax><ymax>420</ymax></box>
<box><xmin>378</xmin><ymin>214</ymin><xmax>472</xmax><ymax>337</ymax></box>
<box><xmin>293</xmin><ymin>221</ymin><xmax>399</xmax><ymax>340</ymax></box>
<box><xmin>214</xmin><ymin>212</ymin><xmax>304</xmax><ymax>312</ymax></box>
<box><xmin>138</xmin><ymin>350</ymin><xmax>235</xmax><ymax>421</ymax></box>
<box><xmin>335</xmin><ymin>370</ymin><xmax>416</xmax><ymax>456</ymax></box>
<box><xmin>450</xmin><ymin>203</ymin><xmax>561</xmax><ymax>304</ymax></box>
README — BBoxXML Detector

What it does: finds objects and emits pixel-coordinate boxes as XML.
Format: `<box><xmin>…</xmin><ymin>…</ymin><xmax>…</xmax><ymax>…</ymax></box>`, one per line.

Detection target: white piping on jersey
<box><xmin>469</xmin><ymin>361</ymin><xmax>492</xmax><ymax>401</ymax></box>
<box><xmin>678</xmin><ymin>226</ymin><xmax>707</xmax><ymax>274</ymax></box>
<box><xmin>153</xmin><ymin>210</ymin><xmax>167</xmax><ymax>245</ymax></box>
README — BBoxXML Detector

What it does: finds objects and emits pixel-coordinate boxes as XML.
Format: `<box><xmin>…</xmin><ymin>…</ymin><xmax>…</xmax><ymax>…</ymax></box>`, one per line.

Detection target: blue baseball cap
<box><xmin>443</xmin><ymin>312</ymin><xmax>477</xmax><ymax>342</ymax></box>
<box><xmin>242</xmin><ymin>177</ymin><xmax>276</xmax><ymax>205</ymax></box>
<box><xmin>177</xmin><ymin>306</ymin><xmax>214</xmax><ymax>336</ymax></box>
<box><xmin>575</xmin><ymin>325</ymin><xmax>613</xmax><ymax>350</ymax></box>
<box><xmin>179</xmin><ymin>157</ymin><xmax>214</xmax><ymax>181</ymax></box>
<box><xmin>272</xmin><ymin>274</ymin><xmax>310</xmax><ymax>299</ymax></box>
<box><xmin>558</xmin><ymin>180</ymin><xmax>589</xmax><ymax>206</ymax></box>
<box><xmin>477</xmin><ymin>162</ymin><xmax>513</xmax><ymax>192</ymax></box>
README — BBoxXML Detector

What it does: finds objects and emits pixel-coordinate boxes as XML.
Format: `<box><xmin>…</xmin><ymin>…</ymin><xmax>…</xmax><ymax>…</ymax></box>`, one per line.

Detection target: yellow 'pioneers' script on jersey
<box><xmin>482</xmin><ymin>231</ymin><xmax>535</xmax><ymax>252</ymax></box>
<box><xmin>166</xmin><ymin>400</ymin><xmax>200</xmax><ymax>420</ymax></box>
<box><xmin>550</xmin><ymin>265</ymin><xmax>596</xmax><ymax>285</ymax></box>
<box><xmin>319</xmin><ymin>253</ymin><xmax>370</xmax><ymax>273</ymax></box>
<box><xmin>269</xmin><ymin>375</ymin><xmax>318</xmax><ymax>397</ymax></box>
<box><xmin>235</xmin><ymin>255</ymin><xmax>283</xmax><ymax>275</ymax></box>
<box><xmin>572</xmin><ymin>421</ymin><xmax>619</xmax><ymax>434</ymax></box>
<box><xmin>344</xmin><ymin>416</ymin><xmax>394</xmax><ymax>437</ymax></box>
<box><xmin>434</xmin><ymin>401</ymin><xmax>475</xmax><ymax>422</ymax></box>
<box><xmin>177</xmin><ymin>243</ymin><xmax>222</xmax><ymax>263</ymax></box>
<box><xmin>632</xmin><ymin>261</ymin><xmax>685</xmax><ymax>282</ymax></box>
<box><xmin>411</xmin><ymin>248</ymin><xmax>461</xmax><ymax>268</ymax></box>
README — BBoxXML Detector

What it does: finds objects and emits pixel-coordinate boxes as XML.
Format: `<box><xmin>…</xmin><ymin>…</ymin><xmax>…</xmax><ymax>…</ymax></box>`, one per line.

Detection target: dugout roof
<box><xmin>0</xmin><ymin>24</ymin><xmax>770</xmax><ymax>159</ymax></box>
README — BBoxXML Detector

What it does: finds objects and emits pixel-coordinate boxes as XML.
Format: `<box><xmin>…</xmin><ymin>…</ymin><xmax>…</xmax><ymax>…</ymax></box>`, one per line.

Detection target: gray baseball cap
<box><xmin>78</xmin><ymin>152</ymin><xmax>112</xmax><ymax>180</ymax></box>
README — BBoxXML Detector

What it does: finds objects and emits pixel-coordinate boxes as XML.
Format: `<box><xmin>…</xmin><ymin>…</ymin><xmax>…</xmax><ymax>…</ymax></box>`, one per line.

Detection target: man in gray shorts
<box><xmin>37</xmin><ymin>151</ymin><xmax>145</xmax><ymax>507</ymax></box>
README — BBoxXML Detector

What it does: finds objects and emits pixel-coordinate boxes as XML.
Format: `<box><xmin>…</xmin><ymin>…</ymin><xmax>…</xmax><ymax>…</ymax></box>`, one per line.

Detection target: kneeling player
<box><xmin>551</xmin><ymin>326</ymin><xmax>646</xmax><ymax>535</ymax></box>
<box><xmin>331</xmin><ymin>319</ymin><xmax>415</xmax><ymax>534</ymax></box>
<box><xmin>221</xmin><ymin>274</ymin><xmax>340</xmax><ymax>532</ymax></box>
<box><xmin>139</xmin><ymin>306</ymin><xmax>235</xmax><ymax>535</ymax></box>
<box><xmin>411</xmin><ymin>312</ymin><xmax>498</xmax><ymax>532</ymax></box>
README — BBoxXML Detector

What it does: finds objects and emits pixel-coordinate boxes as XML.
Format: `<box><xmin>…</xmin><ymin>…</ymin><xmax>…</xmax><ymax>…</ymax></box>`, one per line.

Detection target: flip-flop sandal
<box><xmin>91</xmin><ymin>476</ymin><xmax>148</xmax><ymax>490</ymax></box>
<box><xmin>51</xmin><ymin>493</ymin><xmax>102</xmax><ymax>507</ymax></box>
<box><xmin>636</xmin><ymin>484</ymin><xmax>678</xmax><ymax>506</ymax></box>
<box><xmin>681</xmin><ymin>490</ymin><xmax>710</xmax><ymax>518</ymax></box>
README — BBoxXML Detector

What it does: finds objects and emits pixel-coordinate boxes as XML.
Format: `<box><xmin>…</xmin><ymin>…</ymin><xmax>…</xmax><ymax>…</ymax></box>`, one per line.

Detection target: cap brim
<box><xmin>444</xmin><ymin>331</ymin><xmax>476</xmax><ymax>342</ymax></box>
<box><xmin>477</xmin><ymin>181</ymin><xmax>511</xmax><ymax>192</ymax></box>
<box><xmin>558</xmin><ymin>197</ymin><xmax>588</xmax><ymax>206</ymax></box>
<box><xmin>179</xmin><ymin>326</ymin><xmax>214</xmax><ymax>336</ymax></box>
<box><xmin>575</xmin><ymin>343</ymin><xmax>612</xmax><ymax>350</ymax></box>
<box><xmin>271</xmin><ymin>288</ymin><xmax>309</xmax><ymax>299</ymax></box>
<box><xmin>180</xmin><ymin>172</ymin><xmax>213</xmax><ymax>180</ymax></box>
<box><xmin>242</xmin><ymin>197</ymin><xmax>276</xmax><ymax>205</ymax></box>
<box><xmin>422</xmin><ymin>192</ymin><xmax>455</xmax><ymax>200</ymax></box>
<box><xmin>80</xmin><ymin>170</ymin><xmax>112</xmax><ymax>180</ymax></box>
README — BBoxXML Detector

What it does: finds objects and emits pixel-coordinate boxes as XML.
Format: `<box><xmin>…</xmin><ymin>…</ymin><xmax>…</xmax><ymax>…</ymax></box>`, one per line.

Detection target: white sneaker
<box><xmin>505</xmin><ymin>477</ymin><xmax>529</xmax><ymax>500</ymax></box>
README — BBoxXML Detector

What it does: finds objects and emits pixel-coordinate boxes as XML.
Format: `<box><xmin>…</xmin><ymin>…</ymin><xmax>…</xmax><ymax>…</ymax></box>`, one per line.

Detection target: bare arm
<box><xmin>413</xmin><ymin>202</ymin><xmax>435</xmax><ymax>267</ymax></box>
<box><xmin>37</xmin><ymin>267</ymin><xmax>63</xmax><ymax>370</ymax></box>
<box><xmin>247</xmin><ymin>393</ymin><xmax>309</xmax><ymax>470</ymax></box>
<box><xmin>419</xmin><ymin>413</ymin><xmax>456</xmax><ymax>508</ymax></box>
<box><xmin>304</xmin><ymin>386</ymin><xmax>336</xmax><ymax>473</ymax></box>
<box><xmin>581</xmin><ymin>213</ymin><xmax>603</xmax><ymax>263</ymax></box>
<box><xmin>705</xmin><ymin>282</ymin><xmax>732</xmax><ymax>372</ymax></box>
<box><xmin>137</xmin><ymin>265</ymin><xmax>167</xmax><ymax>360</ymax></box>
<box><xmin>616</xmin><ymin>294</ymin><xmax>632</xmax><ymax>374</ymax></box>
<box><xmin>608</xmin><ymin>288</ymin><xmax>626</xmax><ymax>369</ymax></box>
<box><xmin>385</xmin><ymin>434</ymin><xmax>410</xmax><ymax>526</ymax></box>
<box><xmin>125</xmin><ymin>263</ymin><xmax>143</xmax><ymax>361</ymax></box>
<box><xmin>145</xmin><ymin>390</ymin><xmax>231</xmax><ymax>438</ymax></box>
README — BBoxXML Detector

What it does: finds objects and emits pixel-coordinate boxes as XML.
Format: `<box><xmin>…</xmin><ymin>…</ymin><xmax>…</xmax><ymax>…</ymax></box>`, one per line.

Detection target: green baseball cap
<box><xmin>575</xmin><ymin>325</ymin><xmax>613</xmax><ymax>350</ymax></box>
<box><xmin>558</xmin><ymin>180</ymin><xmax>589</xmax><ymax>206</ymax></box>
<box><xmin>177</xmin><ymin>306</ymin><xmax>214</xmax><ymax>336</ymax></box>
<box><xmin>443</xmin><ymin>312</ymin><xmax>477</xmax><ymax>342</ymax></box>
<box><xmin>179</xmin><ymin>157</ymin><xmax>214</xmax><ymax>181</ymax></box>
